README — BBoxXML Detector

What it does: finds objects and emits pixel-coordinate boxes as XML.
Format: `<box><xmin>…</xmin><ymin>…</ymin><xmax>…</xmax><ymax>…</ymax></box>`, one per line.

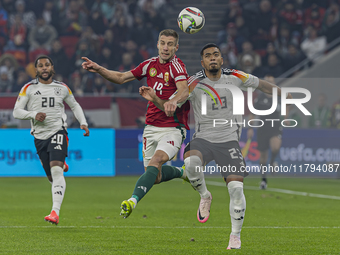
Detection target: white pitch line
<box><xmin>205</xmin><ymin>181</ymin><xmax>340</xmax><ymax>201</ymax></box>
<box><xmin>0</xmin><ymin>226</ymin><xmax>339</xmax><ymax>229</ymax></box>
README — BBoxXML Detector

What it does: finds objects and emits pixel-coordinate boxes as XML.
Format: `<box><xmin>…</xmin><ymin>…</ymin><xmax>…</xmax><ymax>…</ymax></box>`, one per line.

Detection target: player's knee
<box><xmin>184</xmin><ymin>155</ymin><xmax>202</xmax><ymax>174</ymax></box>
<box><xmin>51</xmin><ymin>166</ymin><xmax>63</xmax><ymax>179</ymax></box>
<box><xmin>149</xmin><ymin>155</ymin><xmax>167</xmax><ymax>167</ymax></box>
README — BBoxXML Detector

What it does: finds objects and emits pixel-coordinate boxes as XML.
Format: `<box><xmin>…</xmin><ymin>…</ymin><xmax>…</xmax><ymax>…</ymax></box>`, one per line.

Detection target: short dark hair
<box><xmin>158</xmin><ymin>29</ymin><xmax>179</xmax><ymax>45</ymax></box>
<box><xmin>200</xmin><ymin>43</ymin><xmax>221</xmax><ymax>57</ymax></box>
<box><xmin>34</xmin><ymin>55</ymin><xmax>54</xmax><ymax>67</ymax></box>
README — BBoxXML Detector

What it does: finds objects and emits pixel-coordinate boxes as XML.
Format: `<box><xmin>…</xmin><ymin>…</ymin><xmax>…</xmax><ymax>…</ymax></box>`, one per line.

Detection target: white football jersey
<box><xmin>13</xmin><ymin>78</ymin><xmax>88</xmax><ymax>140</ymax></box>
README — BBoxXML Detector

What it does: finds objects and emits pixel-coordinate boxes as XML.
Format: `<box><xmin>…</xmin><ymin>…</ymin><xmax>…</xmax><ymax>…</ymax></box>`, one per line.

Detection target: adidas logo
<box><xmin>156</xmin><ymin>73</ymin><xmax>163</xmax><ymax>79</ymax></box>
<box><xmin>54</xmin><ymin>145</ymin><xmax>62</xmax><ymax>150</ymax></box>
<box><xmin>137</xmin><ymin>186</ymin><xmax>147</xmax><ymax>193</ymax></box>
<box><xmin>34</xmin><ymin>91</ymin><xmax>41</xmax><ymax>95</ymax></box>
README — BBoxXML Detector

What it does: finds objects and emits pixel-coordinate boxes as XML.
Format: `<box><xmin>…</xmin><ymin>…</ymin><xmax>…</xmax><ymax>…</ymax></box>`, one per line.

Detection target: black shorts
<box><xmin>257</xmin><ymin>126</ymin><xmax>282</xmax><ymax>152</ymax></box>
<box><xmin>34</xmin><ymin>129</ymin><xmax>68</xmax><ymax>176</ymax></box>
<box><xmin>184</xmin><ymin>138</ymin><xmax>248</xmax><ymax>178</ymax></box>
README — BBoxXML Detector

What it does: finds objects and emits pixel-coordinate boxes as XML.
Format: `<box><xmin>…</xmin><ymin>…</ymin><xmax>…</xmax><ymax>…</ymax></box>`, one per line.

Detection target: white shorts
<box><xmin>142</xmin><ymin>125</ymin><xmax>186</xmax><ymax>167</ymax></box>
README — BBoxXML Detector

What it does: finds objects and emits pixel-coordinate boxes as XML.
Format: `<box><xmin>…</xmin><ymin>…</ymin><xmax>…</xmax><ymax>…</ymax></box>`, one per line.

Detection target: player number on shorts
<box><xmin>229</xmin><ymin>148</ymin><xmax>243</xmax><ymax>160</ymax></box>
<box><xmin>42</xmin><ymin>97</ymin><xmax>55</xmax><ymax>107</ymax></box>
<box><xmin>51</xmin><ymin>134</ymin><xmax>63</xmax><ymax>145</ymax></box>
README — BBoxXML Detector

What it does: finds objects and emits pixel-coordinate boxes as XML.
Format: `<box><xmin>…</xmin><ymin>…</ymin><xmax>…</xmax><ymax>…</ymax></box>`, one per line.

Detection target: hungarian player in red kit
<box><xmin>82</xmin><ymin>29</ymin><xmax>189</xmax><ymax>218</ymax></box>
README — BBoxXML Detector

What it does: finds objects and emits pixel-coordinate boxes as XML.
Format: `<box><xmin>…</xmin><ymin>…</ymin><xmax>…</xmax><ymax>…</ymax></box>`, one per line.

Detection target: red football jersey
<box><xmin>131</xmin><ymin>55</ymin><xmax>190</xmax><ymax>130</ymax></box>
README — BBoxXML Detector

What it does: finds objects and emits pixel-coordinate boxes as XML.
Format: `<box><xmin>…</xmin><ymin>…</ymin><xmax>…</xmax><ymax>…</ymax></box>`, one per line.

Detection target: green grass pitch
<box><xmin>0</xmin><ymin>176</ymin><xmax>339</xmax><ymax>254</ymax></box>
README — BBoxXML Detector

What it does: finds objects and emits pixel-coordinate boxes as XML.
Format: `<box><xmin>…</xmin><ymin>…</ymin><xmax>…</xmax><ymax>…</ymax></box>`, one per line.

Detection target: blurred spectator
<box><xmin>60</xmin><ymin>0</ymin><xmax>87</xmax><ymax>36</ymax></box>
<box><xmin>92</xmin><ymin>76</ymin><xmax>106</xmax><ymax>95</ymax></box>
<box><xmin>69</xmin><ymin>71</ymin><xmax>84</xmax><ymax>96</ymax></box>
<box><xmin>278</xmin><ymin>1</ymin><xmax>303</xmax><ymax>33</ymax></box>
<box><xmin>238</xmin><ymin>54</ymin><xmax>256</xmax><ymax>74</ymax></box>
<box><xmin>220</xmin><ymin>43</ymin><xmax>237</xmax><ymax>68</ymax></box>
<box><xmin>0</xmin><ymin>66</ymin><xmax>13</xmax><ymax>93</ymax></box>
<box><xmin>124</xmin><ymin>40</ymin><xmax>145</xmax><ymax>66</ymax></box>
<box><xmin>0</xmin><ymin>2</ymin><xmax>8</xmax><ymax>39</ymax></box>
<box><xmin>282</xmin><ymin>44</ymin><xmax>306</xmax><ymax>72</ymax></box>
<box><xmin>74</xmin><ymin>40</ymin><xmax>94</xmax><ymax>69</ymax></box>
<box><xmin>102</xmin><ymin>29</ymin><xmax>123</xmax><ymax>61</ymax></box>
<box><xmin>128</xmin><ymin>15</ymin><xmax>153</xmax><ymax>50</ymax></box>
<box><xmin>88</xmin><ymin>9</ymin><xmax>106</xmax><ymax>35</ymax></box>
<box><xmin>141</xmin><ymin>0</ymin><xmax>165</xmax><ymax>32</ymax></box>
<box><xmin>91</xmin><ymin>0</ymin><xmax>115</xmax><ymax>22</ymax></box>
<box><xmin>262</xmin><ymin>42</ymin><xmax>281</xmax><ymax>66</ymax></box>
<box><xmin>274</xmin><ymin>24</ymin><xmax>299</xmax><ymax>58</ymax></box>
<box><xmin>309</xmin><ymin>93</ymin><xmax>330</xmax><ymax>128</ymax></box>
<box><xmin>321</xmin><ymin>9</ymin><xmax>340</xmax><ymax>45</ymax></box>
<box><xmin>304</xmin><ymin>3</ymin><xmax>325</xmax><ymax>29</ymax></box>
<box><xmin>117</xmin><ymin>52</ymin><xmax>139</xmax><ymax>93</ymax></box>
<box><xmin>12</xmin><ymin>67</ymin><xmax>29</xmax><ymax>92</ymax></box>
<box><xmin>42</xmin><ymin>0</ymin><xmax>60</xmax><ymax>31</ymax></box>
<box><xmin>235</xmin><ymin>15</ymin><xmax>250</xmax><ymax>39</ymax></box>
<box><xmin>110</xmin><ymin>3</ymin><xmax>133</xmax><ymax>28</ymax></box>
<box><xmin>112</xmin><ymin>16</ymin><xmax>129</xmax><ymax>45</ymax></box>
<box><xmin>217</xmin><ymin>22</ymin><xmax>245</xmax><ymax>55</ymax></box>
<box><xmin>238</xmin><ymin>41</ymin><xmax>261</xmax><ymax>68</ymax></box>
<box><xmin>301</xmin><ymin>25</ymin><xmax>327</xmax><ymax>63</ymax></box>
<box><xmin>49</xmin><ymin>39</ymin><xmax>71</xmax><ymax>77</ymax></box>
<box><xmin>251</xmin><ymin>0</ymin><xmax>272</xmax><ymax>49</ymax></box>
<box><xmin>96</xmin><ymin>46</ymin><xmax>119</xmax><ymax>70</ymax></box>
<box><xmin>28</xmin><ymin>16</ymin><xmax>57</xmax><ymax>51</ymax></box>
<box><xmin>9</xmin><ymin>0</ymin><xmax>36</xmax><ymax>29</ymax></box>
<box><xmin>9</xmin><ymin>14</ymin><xmax>26</xmax><ymax>43</ymax></box>
<box><xmin>1</xmin><ymin>0</ymin><xmax>15</xmax><ymax>14</ymax></box>
<box><xmin>221</xmin><ymin>0</ymin><xmax>243</xmax><ymax>27</ymax></box>
<box><xmin>254</xmin><ymin>54</ymin><xmax>284</xmax><ymax>78</ymax></box>
<box><xmin>0</xmin><ymin>53</ymin><xmax>19</xmax><ymax>83</ymax></box>
<box><xmin>329</xmin><ymin>97</ymin><xmax>340</xmax><ymax>129</ymax></box>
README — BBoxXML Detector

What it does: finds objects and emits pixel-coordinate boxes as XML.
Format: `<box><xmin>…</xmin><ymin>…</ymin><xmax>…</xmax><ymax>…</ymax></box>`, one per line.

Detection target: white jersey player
<box><xmin>139</xmin><ymin>43</ymin><xmax>292</xmax><ymax>250</ymax></box>
<box><xmin>13</xmin><ymin>55</ymin><xmax>90</xmax><ymax>225</ymax></box>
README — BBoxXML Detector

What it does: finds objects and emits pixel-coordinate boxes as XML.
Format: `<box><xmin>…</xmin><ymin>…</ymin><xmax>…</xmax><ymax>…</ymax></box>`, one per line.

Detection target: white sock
<box><xmin>128</xmin><ymin>197</ymin><xmax>137</xmax><ymax>208</ymax></box>
<box><xmin>51</xmin><ymin>166</ymin><xmax>66</xmax><ymax>216</ymax></box>
<box><xmin>184</xmin><ymin>156</ymin><xmax>210</xmax><ymax>199</ymax></box>
<box><xmin>228</xmin><ymin>181</ymin><xmax>246</xmax><ymax>237</ymax></box>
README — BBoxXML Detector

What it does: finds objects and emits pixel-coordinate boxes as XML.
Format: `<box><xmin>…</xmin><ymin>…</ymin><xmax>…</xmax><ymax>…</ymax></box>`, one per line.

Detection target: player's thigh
<box><xmin>156</xmin><ymin>127</ymin><xmax>186</xmax><ymax>162</ymax></box>
<box><xmin>183</xmin><ymin>138</ymin><xmax>213</xmax><ymax>165</ymax></box>
<box><xmin>213</xmin><ymin>141</ymin><xmax>248</xmax><ymax>178</ymax></box>
<box><xmin>47</xmin><ymin>130</ymin><xmax>68</xmax><ymax>166</ymax></box>
<box><xmin>37</xmin><ymin>149</ymin><xmax>52</xmax><ymax>177</ymax></box>
<box><xmin>142</xmin><ymin>126</ymin><xmax>158</xmax><ymax>167</ymax></box>
<box><xmin>34</xmin><ymin>138</ymin><xmax>51</xmax><ymax>176</ymax></box>
<box><xmin>269</xmin><ymin>133</ymin><xmax>282</xmax><ymax>152</ymax></box>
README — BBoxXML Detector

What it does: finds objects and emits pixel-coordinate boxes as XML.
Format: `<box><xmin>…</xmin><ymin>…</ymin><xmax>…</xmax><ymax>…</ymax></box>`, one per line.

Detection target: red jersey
<box><xmin>131</xmin><ymin>55</ymin><xmax>190</xmax><ymax>130</ymax></box>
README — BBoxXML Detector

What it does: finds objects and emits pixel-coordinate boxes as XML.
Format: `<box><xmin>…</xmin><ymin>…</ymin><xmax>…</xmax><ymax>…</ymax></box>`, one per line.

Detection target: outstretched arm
<box><xmin>81</xmin><ymin>57</ymin><xmax>136</xmax><ymax>84</ymax></box>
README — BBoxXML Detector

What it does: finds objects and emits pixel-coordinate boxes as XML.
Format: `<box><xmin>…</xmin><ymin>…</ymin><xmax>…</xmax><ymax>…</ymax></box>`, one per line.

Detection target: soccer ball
<box><xmin>177</xmin><ymin>7</ymin><xmax>205</xmax><ymax>34</ymax></box>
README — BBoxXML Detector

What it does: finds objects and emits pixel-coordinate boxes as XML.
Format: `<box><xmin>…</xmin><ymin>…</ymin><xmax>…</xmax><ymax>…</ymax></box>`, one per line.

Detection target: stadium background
<box><xmin>0</xmin><ymin>0</ymin><xmax>340</xmax><ymax>177</ymax></box>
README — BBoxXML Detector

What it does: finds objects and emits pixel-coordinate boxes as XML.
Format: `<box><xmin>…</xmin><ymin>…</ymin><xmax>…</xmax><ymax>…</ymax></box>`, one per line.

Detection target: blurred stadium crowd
<box><xmin>0</xmin><ymin>0</ymin><xmax>339</xmax><ymax>101</ymax></box>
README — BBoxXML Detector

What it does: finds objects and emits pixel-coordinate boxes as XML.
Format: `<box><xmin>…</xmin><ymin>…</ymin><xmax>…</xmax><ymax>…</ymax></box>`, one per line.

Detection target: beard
<box><xmin>209</xmin><ymin>67</ymin><xmax>219</xmax><ymax>74</ymax></box>
<box><xmin>38</xmin><ymin>71</ymin><xmax>53</xmax><ymax>81</ymax></box>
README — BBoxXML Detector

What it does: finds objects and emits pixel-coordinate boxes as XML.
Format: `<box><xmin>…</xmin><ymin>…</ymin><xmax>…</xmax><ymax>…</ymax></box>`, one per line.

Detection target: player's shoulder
<box><xmin>222</xmin><ymin>68</ymin><xmax>249</xmax><ymax>76</ymax></box>
<box><xmin>170</xmin><ymin>55</ymin><xmax>185</xmax><ymax>65</ymax></box>
<box><xmin>19</xmin><ymin>78</ymin><xmax>39</xmax><ymax>94</ymax></box>
<box><xmin>188</xmin><ymin>70</ymin><xmax>205</xmax><ymax>84</ymax></box>
<box><xmin>141</xmin><ymin>56</ymin><xmax>158</xmax><ymax>66</ymax></box>
<box><xmin>53</xmin><ymin>80</ymin><xmax>72</xmax><ymax>93</ymax></box>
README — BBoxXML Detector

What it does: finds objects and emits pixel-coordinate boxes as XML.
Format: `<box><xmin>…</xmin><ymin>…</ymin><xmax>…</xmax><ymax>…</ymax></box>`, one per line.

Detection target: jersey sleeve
<box><xmin>170</xmin><ymin>58</ymin><xmax>188</xmax><ymax>83</ymax></box>
<box><xmin>232</xmin><ymin>70</ymin><xmax>259</xmax><ymax>91</ymax></box>
<box><xmin>130</xmin><ymin>59</ymin><xmax>150</xmax><ymax>80</ymax></box>
<box><xmin>63</xmin><ymin>85</ymin><xmax>88</xmax><ymax>126</ymax></box>
<box><xmin>13</xmin><ymin>84</ymin><xmax>38</xmax><ymax>120</ymax></box>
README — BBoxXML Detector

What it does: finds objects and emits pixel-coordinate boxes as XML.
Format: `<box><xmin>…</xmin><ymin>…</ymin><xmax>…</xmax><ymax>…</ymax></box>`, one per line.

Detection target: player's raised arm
<box><xmin>163</xmin><ymin>80</ymin><xmax>189</xmax><ymax>117</ymax></box>
<box><xmin>257</xmin><ymin>79</ymin><xmax>292</xmax><ymax>100</ymax></box>
<box><xmin>81</xmin><ymin>57</ymin><xmax>136</xmax><ymax>84</ymax></box>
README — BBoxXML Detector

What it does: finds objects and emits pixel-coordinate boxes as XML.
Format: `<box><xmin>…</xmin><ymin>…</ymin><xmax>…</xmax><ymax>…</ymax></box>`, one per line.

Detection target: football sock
<box><xmin>131</xmin><ymin>166</ymin><xmax>159</xmax><ymax>203</ymax></box>
<box><xmin>160</xmin><ymin>165</ymin><xmax>182</xmax><ymax>182</ymax></box>
<box><xmin>228</xmin><ymin>181</ymin><xmax>246</xmax><ymax>237</ymax></box>
<box><xmin>184</xmin><ymin>156</ymin><xmax>210</xmax><ymax>199</ymax></box>
<box><xmin>51</xmin><ymin>166</ymin><xmax>66</xmax><ymax>216</ymax></box>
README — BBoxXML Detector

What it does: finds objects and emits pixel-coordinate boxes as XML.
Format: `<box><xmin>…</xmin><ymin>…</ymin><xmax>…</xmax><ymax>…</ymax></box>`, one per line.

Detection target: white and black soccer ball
<box><xmin>177</xmin><ymin>7</ymin><xmax>205</xmax><ymax>34</ymax></box>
